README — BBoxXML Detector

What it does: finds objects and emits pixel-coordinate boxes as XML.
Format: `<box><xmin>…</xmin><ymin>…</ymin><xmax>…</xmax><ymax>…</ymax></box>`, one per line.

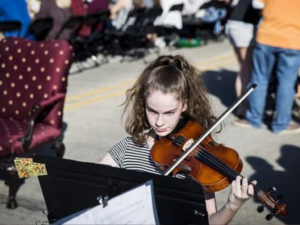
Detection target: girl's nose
<box><xmin>155</xmin><ymin>114</ymin><xmax>164</xmax><ymax>127</ymax></box>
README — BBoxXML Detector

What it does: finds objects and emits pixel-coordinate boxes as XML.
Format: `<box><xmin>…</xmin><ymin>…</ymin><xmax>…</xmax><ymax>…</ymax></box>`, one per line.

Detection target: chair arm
<box><xmin>18</xmin><ymin>93</ymin><xmax>66</xmax><ymax>148</ymax></box>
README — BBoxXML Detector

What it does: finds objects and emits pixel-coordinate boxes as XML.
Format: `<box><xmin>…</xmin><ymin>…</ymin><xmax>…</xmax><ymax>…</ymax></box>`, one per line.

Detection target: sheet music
<box><xmin>60</xmin><ymin>180</ymin><xmax>159</xmax><ymax>225</ymax></box>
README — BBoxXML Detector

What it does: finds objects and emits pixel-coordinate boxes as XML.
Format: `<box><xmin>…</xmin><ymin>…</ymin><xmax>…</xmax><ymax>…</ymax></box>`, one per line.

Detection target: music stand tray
<box><xmin>34</xmin><ymin>155</ymin><xmax>208</xmax><ymax>225</ymax></box>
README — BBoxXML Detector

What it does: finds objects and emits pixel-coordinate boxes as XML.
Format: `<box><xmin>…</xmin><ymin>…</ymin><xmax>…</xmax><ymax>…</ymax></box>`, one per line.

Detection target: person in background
<box><xmin>71</xmin><ymin>0</ymin><xmax>90</xmax><ymax>37</ymax></box>
<box><xmin>182</xmin><ymin>0</ymin><xmax>210</xmax><ymax>16</ymax></box>
<box><xmin>99</xmin><ymin>54</ymin><xmax>256</xmax><ymax>225</ymax></box>
<box><xmin>35</xmin><ymin>0</ymin><xmax>89</xmax><ymax>40</ymax></box>
<box><xmin>80</xmin><ymin>0</ymin><xmax>109</xmax><ymax>35</ymax></box>
<box><xmin>35</xmin><ymin>0</ymin><xmax>73</xmax><ymax>40</ymax></box>
<box><xmin>233</xmin><ymin>0</ymin><xmax>300</xmax><ymax>134</ymax></box>
<box><xmin>108</xmin><ymin>0</ymin><xmax>133</xmax><ymax>30</ymax></box>
<box><xmin>225</xmin><ymin>0</ymin><xmax>261</xmax><ymax>118</ymax></box>
<box><xmin>141</xmin><ymin>0</ymin><xmax>160</xmax><ymax>8</ymax></box>
<box><xmin>0</xmin><ymin>0</ymin><xmax>32</xmax><ymax>38</ymax></box>
<box><xmin>107</xmin><ymin>0</ymin><xmax>147</xmax><ymax>31</ymax></box>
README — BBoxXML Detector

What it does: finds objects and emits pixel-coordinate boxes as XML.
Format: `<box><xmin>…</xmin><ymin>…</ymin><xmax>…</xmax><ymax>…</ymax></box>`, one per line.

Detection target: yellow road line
<box><xmin>66</xmin><ymin>53</ymin><xmax>235</xmax><ymax>102</ymax></box>
<box><xmin>66</xmin><ymin>79</ymin><xmax>135</xmax><ymax>102</ymax></box>
<box><xmin>192</xmin><ymin>52</ymin><xmax>235</xmax><ymax>67</ymax></box>
<box><xmin>65</xmin><ymin>53</ymin><xmax>237</xmax><ymax>112</ymax></box>
<box><xmin>196</xmin><ymin>58</ymin><xmax>237</xmax><ymax>72</ymax></box>
<box><xmin>65</xmin><ymin>90</ymin><xmax>126</xmax><ymax>111</ymax></box>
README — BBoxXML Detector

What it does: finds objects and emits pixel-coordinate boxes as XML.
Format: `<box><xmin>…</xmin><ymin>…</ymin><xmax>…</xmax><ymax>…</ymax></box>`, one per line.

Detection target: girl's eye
<box><xmin>166</xmin><ymin>111</ymin><xmax>175</xmax><ymax>115</ymax></box>
<box><xmin>148</xmin><ymin>109</ymin><xmax>157</xmax><ymax>114</ymax></box>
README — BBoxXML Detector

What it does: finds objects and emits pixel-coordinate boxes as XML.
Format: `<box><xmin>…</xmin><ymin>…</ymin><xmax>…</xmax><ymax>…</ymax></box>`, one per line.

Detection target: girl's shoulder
<box><xmin>124</xmin><ymin>136</ymin><xmax>144</xmax><ymax>146</ymax></box>
<box><xmin>117</xmin><ymin>136</ymin><xmax>148</xmax><ymax>149</ymax></box>
<box><xmin>113</xmin><ymin>136</ymin><xmax>136</xmax><ymax>147</ymax></box>
<box><xmin>120</xmin><ymin>136</ymin><xmax>134</xmax><ymax>144</ymax></box>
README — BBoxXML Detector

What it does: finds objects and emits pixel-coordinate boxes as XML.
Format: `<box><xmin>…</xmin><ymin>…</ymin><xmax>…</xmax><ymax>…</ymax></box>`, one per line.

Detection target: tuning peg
<box><xmin>268</xmin><ymin>186</ymin><xmax>276</xmax><ymax>194</ymax></box>
<box><xmin>257</xmin><ymin>204</ymin><xmax>265</xmax><ymax>213</ymax></box>
<box><xmin>277</xmin><ymin>194</ymin><xmax>285</xmax><ymax>202</ymax></box>
<box><xmin>266</xmin><ymin>213</ymin><xmax>274</xmax><ymax>221</ymax></box>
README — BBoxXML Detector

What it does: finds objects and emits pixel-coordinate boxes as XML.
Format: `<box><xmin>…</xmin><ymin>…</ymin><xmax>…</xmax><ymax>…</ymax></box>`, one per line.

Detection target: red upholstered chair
<box><xmin>0</xmin><ymin>37</ymin><xmax>73</xmax><ymax>209</ymax></box>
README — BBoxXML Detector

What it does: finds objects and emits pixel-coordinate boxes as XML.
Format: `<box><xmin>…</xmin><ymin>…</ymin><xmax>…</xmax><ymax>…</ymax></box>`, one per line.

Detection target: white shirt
<box><xmin>154</xmin><ymin>0</ymin><xmax>185</xmax><ymax>29</ymax></box>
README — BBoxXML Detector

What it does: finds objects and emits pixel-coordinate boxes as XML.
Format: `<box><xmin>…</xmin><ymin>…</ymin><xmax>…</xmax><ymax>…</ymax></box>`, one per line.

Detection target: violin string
<box><xmin>194</xmin><ymin>146</ymin><xmax>275</xmax><ymax>207</ymax></box>
<box><xmin>183</xmin><ymin>141</ymin><xmax>275</xmax><ymax>207</ymax></box>
<box><xmin>182</xmin><ymin>139</ymin><xmax>241</xmax><ymax>180</ymax></box>
<box><xmin>196</xmin><ymin>145</ymin><xmax>243</xmax><ymax>181</ymax></box>
<box><xmin>175</xmin><ymin>135</ymin><xmax>276</xmax><ymax>207</ymax></box>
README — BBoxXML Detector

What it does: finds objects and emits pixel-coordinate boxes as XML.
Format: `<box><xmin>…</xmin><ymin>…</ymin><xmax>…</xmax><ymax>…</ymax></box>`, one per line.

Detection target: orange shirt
<box><xmin>256</xmin><ymin>0</ymin><xmax>300</xmax><ymax>50</ymax></box>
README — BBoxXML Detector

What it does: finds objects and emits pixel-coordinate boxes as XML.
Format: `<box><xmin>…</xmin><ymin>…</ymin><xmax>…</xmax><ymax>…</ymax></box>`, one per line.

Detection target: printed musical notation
<box><xmin>59</xmin><ymin>180</ymin><xmax>159</xmax><ymax>225</ymax></box>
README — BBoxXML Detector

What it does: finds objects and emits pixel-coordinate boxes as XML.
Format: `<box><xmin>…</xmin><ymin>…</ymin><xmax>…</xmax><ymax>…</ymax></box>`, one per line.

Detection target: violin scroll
<box><xmin>256</xmin><ymin>186</ymin><xmax>287</xmax><ymax>220</ymax></box>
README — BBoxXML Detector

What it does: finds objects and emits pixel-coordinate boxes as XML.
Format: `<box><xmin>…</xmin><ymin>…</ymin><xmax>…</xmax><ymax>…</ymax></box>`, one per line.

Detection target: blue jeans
<box><xmin>246</xmin><ymin>43</ymin><xmax>300</xmax><ymax>132</ymax></box>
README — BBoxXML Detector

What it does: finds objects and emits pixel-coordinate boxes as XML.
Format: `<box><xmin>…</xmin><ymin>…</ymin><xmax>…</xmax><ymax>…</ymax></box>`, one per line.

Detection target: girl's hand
<box><xmin>227</xmin><ymin>176</ymin><xmax>257</xmax><ymax>211</ymax></box>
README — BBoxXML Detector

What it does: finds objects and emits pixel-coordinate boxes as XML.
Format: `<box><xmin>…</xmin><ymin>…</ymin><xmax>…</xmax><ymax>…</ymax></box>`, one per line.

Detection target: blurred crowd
<box><xmin>0</xmin><ymin>0</ymin><xmax>300</xmax><ymax>134</ymax></box>
<box><xmin>0</xmin><ymin>0</ymin><xmax>228</xmax><ymax>42</ymax></box>
<box><xmin>0</xmin><ymin>0</ymin><xmax>109</xmax><ymax>40</ymax></box>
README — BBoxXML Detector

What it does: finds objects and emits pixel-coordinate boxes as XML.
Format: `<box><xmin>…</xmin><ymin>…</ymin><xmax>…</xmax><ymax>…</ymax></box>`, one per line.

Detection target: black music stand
<box><xmin>34</xmin><ymin>155</ymin><xmax>208</xmax><ymax>225</ymax></box>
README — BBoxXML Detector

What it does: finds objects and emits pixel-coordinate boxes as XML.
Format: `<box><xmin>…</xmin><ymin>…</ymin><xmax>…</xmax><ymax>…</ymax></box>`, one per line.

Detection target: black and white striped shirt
<box><xmin>108</xmin><ymin>137</ymin><xmax>189</xmax><ymax>179</ymax></box>
<box><xmin>108</xmin><ymin>137</ymin><xmax>163</xmax><ymax>175</ymax></box>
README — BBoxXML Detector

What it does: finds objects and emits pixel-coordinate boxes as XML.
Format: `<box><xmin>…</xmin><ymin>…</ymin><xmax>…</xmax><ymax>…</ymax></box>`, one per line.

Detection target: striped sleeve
<box><xmin>108</xmin><ymin>137</ymin><xmax>128</xmax><ymax>168</ymax></box>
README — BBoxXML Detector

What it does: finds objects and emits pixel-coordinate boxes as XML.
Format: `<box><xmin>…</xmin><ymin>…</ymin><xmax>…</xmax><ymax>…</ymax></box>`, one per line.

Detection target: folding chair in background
<box><xmin>27</xmin><ymin>17</ymin><xmax>53</xmax><ymax>41</ymax></box>
<box><xmin>0</xmin><ymin>21</ymin><xmax>22</xmax><ymax>37</ymax></box>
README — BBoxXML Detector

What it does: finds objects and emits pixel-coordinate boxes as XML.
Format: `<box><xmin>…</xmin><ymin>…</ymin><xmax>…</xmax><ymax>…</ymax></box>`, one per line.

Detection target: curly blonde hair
<box><xmin>122</xmin><ymin>55</ymin><xmax>216</xmax><ymax>146</ymax></box>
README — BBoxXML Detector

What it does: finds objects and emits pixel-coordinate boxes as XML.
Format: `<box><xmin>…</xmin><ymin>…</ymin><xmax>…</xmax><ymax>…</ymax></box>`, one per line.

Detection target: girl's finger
<box><xmin>241</xmin><ymin>178</ymin><xmax>248</xmax><ymax>194</ymax></box>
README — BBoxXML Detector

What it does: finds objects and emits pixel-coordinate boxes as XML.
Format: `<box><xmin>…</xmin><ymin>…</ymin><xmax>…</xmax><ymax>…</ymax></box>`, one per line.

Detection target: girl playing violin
<box><xmin>99</xmin><ymin>54</ymin><xmax>256</xmax><ymax>224</ymax></box>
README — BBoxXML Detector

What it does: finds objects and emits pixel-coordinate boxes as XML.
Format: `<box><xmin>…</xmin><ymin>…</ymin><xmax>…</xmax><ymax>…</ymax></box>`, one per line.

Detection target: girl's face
<box><xmin>145</xmin><ymin>90</ymin><xmax>187</xmax><ymax>137</ymax></box>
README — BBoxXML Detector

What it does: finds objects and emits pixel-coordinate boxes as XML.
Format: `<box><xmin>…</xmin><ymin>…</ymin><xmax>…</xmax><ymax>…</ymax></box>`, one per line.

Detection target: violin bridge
<box><xmin>182</xmin><ymin>139</ymin><xmax>194</xmax><ymax>151</ymax></box>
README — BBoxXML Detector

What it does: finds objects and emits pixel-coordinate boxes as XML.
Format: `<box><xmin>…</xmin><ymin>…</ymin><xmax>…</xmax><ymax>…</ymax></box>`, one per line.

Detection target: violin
<box><xmin>150</xmin><ymin>120</ymin><xmax>287</xmax><ymax>220</ymax></box>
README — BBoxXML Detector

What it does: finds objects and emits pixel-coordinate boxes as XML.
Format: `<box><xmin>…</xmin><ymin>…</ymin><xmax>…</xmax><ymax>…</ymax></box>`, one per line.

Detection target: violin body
<box><xmin>151</xmin><ymin>120</ymin><xmax>243</xmax><ymax>192</ymax></box>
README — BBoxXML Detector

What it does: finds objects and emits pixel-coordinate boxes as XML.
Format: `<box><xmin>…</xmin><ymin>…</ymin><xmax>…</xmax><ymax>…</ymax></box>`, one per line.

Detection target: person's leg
<box><xmin>227</xmin><ymin>21</ymin><xmax>256</xmax><ymax>118</ymax></box>
<box><xmin>233</xmin><ymin>46</ymin><xmax>244</xmax><ymax>98</ymax></box>
<box><xmin>242</xmin><ymin>46</ymin><xmax>254</xmax><ymax>93</ymax></box>
<box><xmin>271</xmin><ymin>48</ymin><xmax>300</xmax><ymax>132</ymax></box>
<box><xmin>234</xmin><ymin>46</ymin><xmax>254</xmax><ymax>117</ymax></box>
<box><xmin>246</xmin><ymin>43</ymin><xmax>276</xmax><ymax>128</ymax></box>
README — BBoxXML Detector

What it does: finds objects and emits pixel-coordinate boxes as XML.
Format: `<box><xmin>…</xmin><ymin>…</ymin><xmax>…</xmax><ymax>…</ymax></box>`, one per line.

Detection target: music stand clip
<box><xmin>97</xmin><ymin>196</ymin><xmax>109</xmax><ymax>208</ymax></box>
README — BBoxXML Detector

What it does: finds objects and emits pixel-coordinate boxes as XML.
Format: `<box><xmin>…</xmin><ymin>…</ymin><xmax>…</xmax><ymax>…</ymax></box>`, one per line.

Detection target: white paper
<box><xmin>61</xmin><ymin>181</ymin><xmax>159</xmax><ymax>225</ymax></box>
